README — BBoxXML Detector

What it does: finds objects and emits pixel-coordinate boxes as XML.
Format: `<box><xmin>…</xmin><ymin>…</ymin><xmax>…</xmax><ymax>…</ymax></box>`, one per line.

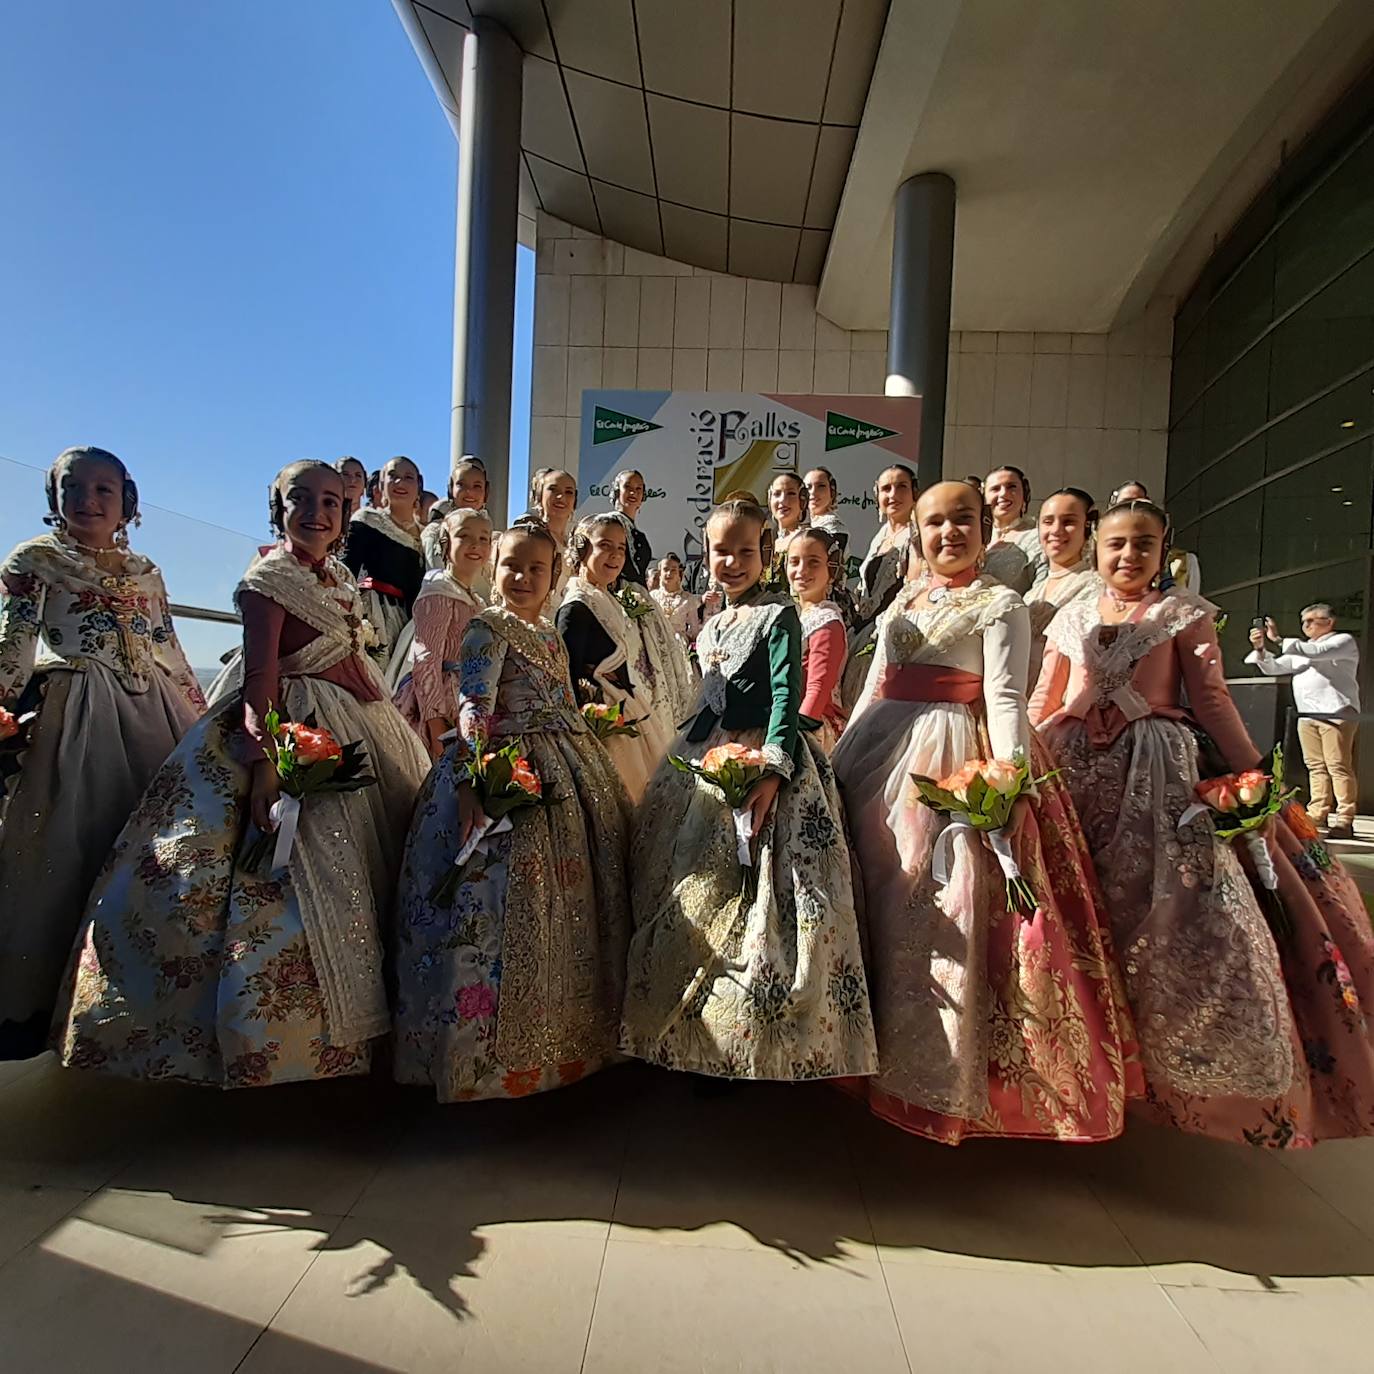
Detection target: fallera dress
<box><xmin>1033</xmin><ymin>588</ymin><xmax>1374</xmax><ymax>1146</ymax></box>
<box><xmin>0</xmin><ymin>533</ymin><xmax>205</xmax><ymax>1059</ymax></box>
<box><xmin>621</xmin><ymin>587</ymin><xmax>878</xmax><ymax>1081</ymax></box>
<box><xmin>391</xmin><ymin>570</ymin><xmax>487</xmax><ymax>739</ymax></box>
<box><xmin>55</xmin><ymin>546</ymin><xmax>430</xmax><ymax>1087</ymax></box>
<box><xmin>557</xmin><ymin>577</ymin><xmax>694</xmax><ymax>803</ymax></box>
<box><xmin>391</xmin><ymin>607</ymin><xmax>633</xmax><ymax>1102</ymax></box>
<box><xmin>343</xmin><ymin>507</ymin><xmax>424</xmax><ymax>674</ymax></box>
<box><xmin>841</xmin><ymin>522</ymin><xmax>912</xmax><ymax>713</ymax></box>
<box><xmin>798</xmin><ymin>599</ymin><xmax>848</xmax><ymax>753</ymax></box>
<box><xmin>832</xmin><ymin>576</ymin><xmax>1142</xmax><ymax>1144</ymax></box>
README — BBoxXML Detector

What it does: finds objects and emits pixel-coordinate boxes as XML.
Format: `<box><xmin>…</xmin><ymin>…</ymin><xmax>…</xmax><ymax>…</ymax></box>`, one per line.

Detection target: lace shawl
<box><xmin>1046</xmin><ymin>588</ymin><xmax>1214</xmax><ymax>727</ymax></box>
<box><xmin>231</xmin><ymin>548</ymin><xmax>394</xmax><ymax>1042</ymax></box>
<box><xmin>695</xmin><ymin>593</ymin><xmax>795</xmax><ymax>777</ymax></box>
<box><xmin>351</xmin><ymin>506</ymin><xmax>423</xmax><ymax>552</ymax></box>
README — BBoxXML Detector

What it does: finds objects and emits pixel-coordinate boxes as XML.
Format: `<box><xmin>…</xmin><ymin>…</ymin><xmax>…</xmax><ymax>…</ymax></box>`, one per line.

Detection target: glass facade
<box><xmin>1166</xmin><ymin>68</ymin><xmax>1374</xmax><ymax>796</ymax></box>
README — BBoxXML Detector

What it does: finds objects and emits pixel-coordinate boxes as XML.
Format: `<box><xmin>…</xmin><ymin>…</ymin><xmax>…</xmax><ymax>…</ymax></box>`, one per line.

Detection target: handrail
<box><xmin>169</xmin><ymin>603</ymin><xmax>241</xmax><ymax>626</ymax></box>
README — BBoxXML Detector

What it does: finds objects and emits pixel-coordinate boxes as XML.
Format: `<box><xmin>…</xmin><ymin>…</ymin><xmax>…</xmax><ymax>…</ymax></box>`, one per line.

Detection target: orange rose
<box><xmin>981</xmin><ymin>758</ymin><xmax>1022</xmax><ymax>795</ymax></box>
<box><xmin>938</xmin><ymin>760</ymin><xmax>983</xmax><ymax>803</ymax></box>
<box><xmin>510</xmin><ymin>758</ymin><xmax>542</xmax><ymax>796</ymax></box>
<box><xmin>288</xmin><ymin>724</ymin><xmax>342</xmax><ymax>765</ymax></box>
<box><xmin>702</xmin><ymin>742</ymin><xmax>758</xmax><ymax>772</ymax></box>
<box><xmin>1235</xmin><ymin>770</ymin><xmax>1269</xmax><ymax>806</ymax></box>
<box><xmin>0</xmin><ymin>708</ymin><xmax>17</xmax><ymax>742</ymax></box>
<box><xmin>1198</xmin><ymin>777</ymin><xmax>1240</xmax><ymax>812</ymax></box>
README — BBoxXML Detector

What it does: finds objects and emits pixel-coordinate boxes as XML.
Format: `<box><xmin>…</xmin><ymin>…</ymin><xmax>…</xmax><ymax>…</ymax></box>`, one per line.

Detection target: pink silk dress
<box><xmin>392</xmin><ymin>573</ymin><xmax>485</xmax><ymax>738</ymax></box>
<box><xmin>832</xmin><ymin>578</ymin><xmax>1142</xmax><ymax>1145</ymax></box>
<box><xmin>1033</xmin><ymin>588</ymin><xmax>1374</xmax><ymax>1146</ymax></box>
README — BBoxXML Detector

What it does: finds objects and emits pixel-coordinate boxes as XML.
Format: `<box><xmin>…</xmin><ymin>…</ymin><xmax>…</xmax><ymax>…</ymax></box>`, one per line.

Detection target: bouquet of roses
<box><xmin>0</xmin><ymin>703</ymin><xmax>37</xmax><ymax>796</ymax></box>
<box><xmin>616</xmin><ymin>584</ymin><xmax>655</xmax><ymax>621</ymax></box>
<box><xmin>430</xmin><ymin>738</ymin><xmax>544</xmax><ymax>906</ymax></box>
<box><xmin>669</xmin><ymin>741</ymin><xmax>770</xmax><ymax>898</ymax></box>
<box><xmin>1180</xmin><ymin>747</ymin><xmax>1297</xmax><ymax>939</ymax></box>
<box><xmin>242</xmin><ymin>707</ymin><xmax>377</xmax><ymax>874</ymax></box>
<box><xmin>909</xmin><ymin>755</ymin><xmax>1056</xmax><ymax>917</ymax></box>
<box><xmin>582</xmin><ymin>700</ymin><xmax>641</xmax><ymax>741</ymax></box>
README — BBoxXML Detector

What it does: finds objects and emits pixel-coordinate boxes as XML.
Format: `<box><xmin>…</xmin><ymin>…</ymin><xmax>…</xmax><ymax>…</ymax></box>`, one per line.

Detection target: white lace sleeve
<box><xmin>981</xmin><ymin>600</ymin><xmax>1032</xmax><ymax>762</ymax></box>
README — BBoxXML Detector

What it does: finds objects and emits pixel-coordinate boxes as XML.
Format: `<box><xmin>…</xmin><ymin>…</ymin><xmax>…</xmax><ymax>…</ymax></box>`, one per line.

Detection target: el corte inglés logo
<box><xmin>593</xmin><ymin>405</ymin><xmax>662</xmax><ymax>444</ymax></box>
<box><xmin>825</xmin><ymin>410</ymin><xmax>900</xmax><ymax>452</ymax></box>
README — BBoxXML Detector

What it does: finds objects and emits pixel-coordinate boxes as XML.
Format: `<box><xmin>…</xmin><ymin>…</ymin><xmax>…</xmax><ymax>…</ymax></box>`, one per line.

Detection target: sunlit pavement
<box><xmin>2</xmin><ymin>1045</ymin><xmax>1374</xmax><ymax>1374</ymax></box>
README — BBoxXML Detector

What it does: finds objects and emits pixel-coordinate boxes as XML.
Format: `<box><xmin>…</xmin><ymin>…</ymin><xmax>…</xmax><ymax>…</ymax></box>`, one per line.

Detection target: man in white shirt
<box><xmin>1247</xmin><ymin>604</ymin><xmax>1361</xmax><ymax>840</ymax></box>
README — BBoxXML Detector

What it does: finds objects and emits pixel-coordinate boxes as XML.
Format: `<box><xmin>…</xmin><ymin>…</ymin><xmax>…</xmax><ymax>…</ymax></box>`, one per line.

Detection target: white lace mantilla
<box><xmin>351</xmin><ymin>507</ymin><xmax>422</xmax><ymax>551</ymax></box>
<box><xmin>799</xmin><ymin>600</ymin><xmax>845</xmax><ymax>638</ymax></box>
<box><xmin>1046</xmin><ymin>589</ymin><xmax>1215</xmax><ymax>726</ymax></box>
<box><xmin>697</xmin><ymin>594</ymin><xmax>791</xmax><ymax>720</ymax></box>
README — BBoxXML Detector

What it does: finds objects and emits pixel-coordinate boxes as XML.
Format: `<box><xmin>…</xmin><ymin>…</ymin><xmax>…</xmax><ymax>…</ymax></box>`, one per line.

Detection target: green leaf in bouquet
<box><xmin>297</xmin><ymin>757</ymin><xmax>342</xmax><ymax>793</ymax></box>
<box><xmin>965</xmin><ymin>772</ymin><xmax>989</xmax><ymax>815</ymax></box>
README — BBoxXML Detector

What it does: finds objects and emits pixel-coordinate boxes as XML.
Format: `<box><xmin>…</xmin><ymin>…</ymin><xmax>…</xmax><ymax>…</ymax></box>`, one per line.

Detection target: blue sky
<box><xmin>0</xmin><ymin>1</ymin><xmax>532</xmax><ymax>665</ymax></box>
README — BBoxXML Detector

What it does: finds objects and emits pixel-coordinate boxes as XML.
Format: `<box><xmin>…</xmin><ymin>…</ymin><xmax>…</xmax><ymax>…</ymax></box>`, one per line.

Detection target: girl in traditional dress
<box><xmin>395</xmin><ymin>508</ymin><xmax>491</xmax><ymax>758</ymax></box>
<box><xmin>57</xmin><ymin>460</ymin><xmax>430</xmax><ymax>1087</ymax></box>
<box><xmin>1110</xmin><ymin>480</ymin><xmax>1202</xmax><ymax>591</ymax></box>
<box><xmin>832</xmin><ymin>480</ymin><xmax>1141</xmax><ymax>1145</ymax></box>
<box><xmin>803</xmin><ymin>466</ymin><xmax>850</xmax><ymax>559</ymax></box>
<box><xmin>0</xmin><ymin>447</ymin><xmax>205</xmax><ymax>1059</ymax></box>
<box><xmin>344</xmin><ymin>454</ymin><xmax>425</xmax><ymax>672</ymax></box>
<box><xmin>786</xmin><ymin>529</ymin><xmax>848</xmax><ymax>754</ymax></box>
<box><xmin>983</xmin><ymin>465</ymin><xmax>1044</xmax><ymax>593</ymax></box>
<box><xmin>528</xmin><ymin>466</ymin><xmax>577</xmax><ymax>611</ymax></box>
<box><xmin>651</xmin><ymin>553</ymin><xmax>701</xmax><ymax>646</ymax></box>
<box><xmin>1023</xmin><ymin>487</ymin><xmax>1100</xmax><ymax>691</ymax></box>
<box><xmin>841</xmin><ymin>464</ymin><xmax>917</xmax><ymax>711</ymax></box>
<box><xmin>767</xmin><ymin>472</ymin><xmax>808</xmax><ymax>583</ymax></box>
<box><xmin>335</xmin><ymin>457</ymin><xmax>368</xmax><ymax>513</ymax></box>
<box><xmin>392</xmin><ymin>518</ymin><xmax>632</xmax><ymax>1102</ymax></box>
<box><xmin>621</xmin><ymin>499</ymin><xmax>877</xmax><ymax>1081</ymax></box>
<box><xmin>422</xmin><ymin>457</ymin><xmax>490</xmax><ymax>571</ymax></box>
<box><xmin>1032</xmin><ymin>498</ymin><xmax>1374</xmax><ymax>1146</ymax></box>
<box><xmin>611</xmin><ymin>469</ymin><xmax>653</xmax><ymax>586</ymax></box>
<box><xmin>557</xmin><ymin>514</ymin><xmax>692</xmax><ymax>802</ymax></box>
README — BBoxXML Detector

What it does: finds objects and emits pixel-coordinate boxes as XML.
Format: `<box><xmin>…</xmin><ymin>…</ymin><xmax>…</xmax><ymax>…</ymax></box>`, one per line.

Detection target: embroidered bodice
<box><xmin>344</xmin><ymin>508</ymin><xmax>425</xmax><ymax>611</ymax></box>
<box><xmin>0</xmin><ymin>533</ymin><xmax>204</xmax><ymax>710</ymax></box>
<box><xmin>1030</xmin><ymin>589</ymin><xmax>1259</xmax><ymax>769</ymax></box>
<box><xmin>411</xmin><ymin>572</ymin><xmax>486</xmax><ymax>722</ymax></box>
<box><xmin>689</xmin><ymin>591</ymin><xmax>801</xmax><ymax>778</ymax></box>
<box><xmin>457</xmin><ymin>606</ymin><xmax>584</xmax><ymax>747</ymax></box>
<box><xmin>984</xmin><ymin>519</ymin><xmax>1044</xmax><ymax>594</ymax></box>
<box><xmin>854</xmin><ymin>577</ymin><xmax>1031</xmax><ymax>760</ymax></box>
<box><xmin>856</xmin><ymin>522</ymin><xmax>912</xmax><ymax>622</ymax></box>
<box><xmin>651</xmin><ymin>587</ymin><xmax>701</xmax><ymax>642</ymax></box>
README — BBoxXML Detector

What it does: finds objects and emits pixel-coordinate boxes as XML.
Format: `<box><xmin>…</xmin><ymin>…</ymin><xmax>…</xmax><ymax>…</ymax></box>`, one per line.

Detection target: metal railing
<box><xmin>169</xmin><ymin>603</ymin><xmax>240</xmax><ymax>626</ymax></box>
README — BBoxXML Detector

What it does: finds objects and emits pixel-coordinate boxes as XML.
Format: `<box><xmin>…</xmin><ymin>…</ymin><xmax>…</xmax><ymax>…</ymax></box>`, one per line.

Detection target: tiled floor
<box><xmin>2</xmin><ymin>1053</ymin><xmax>1373</xmax><ymax>1373</ymax></box>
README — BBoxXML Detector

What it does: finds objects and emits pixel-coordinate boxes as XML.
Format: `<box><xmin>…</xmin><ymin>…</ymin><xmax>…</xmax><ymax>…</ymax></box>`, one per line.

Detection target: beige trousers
<box><xmin>1297</xmin><ymin>717</ymin><xmax>1358</xmax><ymax>826</ymax></box>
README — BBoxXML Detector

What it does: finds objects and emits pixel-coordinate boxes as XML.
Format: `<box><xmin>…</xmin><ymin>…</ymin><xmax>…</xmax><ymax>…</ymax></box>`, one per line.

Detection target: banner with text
<box><xmin>575</xmin><ymin>391</ymin><xmax>920</xmax><ymax>570</ymax></box>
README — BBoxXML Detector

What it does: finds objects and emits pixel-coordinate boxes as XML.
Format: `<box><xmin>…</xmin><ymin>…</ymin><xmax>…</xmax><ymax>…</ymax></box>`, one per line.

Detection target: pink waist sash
<box><xmin>875</xmin><ymin>664</ymin><xmax>983</xmax><ymax>705</ymax></box>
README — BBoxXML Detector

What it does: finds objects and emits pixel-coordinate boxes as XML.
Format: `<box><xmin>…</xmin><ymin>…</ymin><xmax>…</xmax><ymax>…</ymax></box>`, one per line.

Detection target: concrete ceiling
<box><xmin>820</xmin><ymin>0</ymin><xmax>1374</xmax><ymax>332</ymax></box>
<box><xmin>394</xmin><ymin>0</ymin><xmax>887</xmax><ymax>281</ymax></box>
<box><xmin>395</xmin><ymin>0</ymin><xmax>1374</xmax><ymax>331</ymax></box>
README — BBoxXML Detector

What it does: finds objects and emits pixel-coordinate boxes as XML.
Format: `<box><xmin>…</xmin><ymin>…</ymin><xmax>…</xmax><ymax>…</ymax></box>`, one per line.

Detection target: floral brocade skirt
<box><xmin>391</xmin><ymin>727</ymin><xmax>632</xmax><ymax>1102</ymax></box>
<box><xmin>56</xmin><ymin>680</ymin><xmax>429</xmax><ymax>1088</ymax></box>
<box><xmin>833</xmin><ymin>699</ymin><xmax>1142</xmax><ymax>1145</ymax></box>
<box><xmin>621</xmin><ymin>726</ymin><xmax>878</xmax><ymax>1081</ymax></box>
<box><xmin>1043</xmin><ymin>715</ymin><xmax>1374</xmax><ymax>1146</ymax></box>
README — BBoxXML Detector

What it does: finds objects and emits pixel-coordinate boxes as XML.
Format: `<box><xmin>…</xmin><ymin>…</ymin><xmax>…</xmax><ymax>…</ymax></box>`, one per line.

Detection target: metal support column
<box><xmin>886</xmin><ymin>172</ymin><xmax>955</xmax><ymax>491</ymax></box>
<box><xmin>451</xmin><ymin>16</ymin><xmax>522</xmax><ymax>523</ymax></box>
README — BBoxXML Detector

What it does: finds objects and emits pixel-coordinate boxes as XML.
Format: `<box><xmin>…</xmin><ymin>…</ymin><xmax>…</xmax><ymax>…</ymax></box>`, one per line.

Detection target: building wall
<box><xmin>530</xmin><ymin>211</ymin><xmax>1172</xmax><ymax>508</ymax></box>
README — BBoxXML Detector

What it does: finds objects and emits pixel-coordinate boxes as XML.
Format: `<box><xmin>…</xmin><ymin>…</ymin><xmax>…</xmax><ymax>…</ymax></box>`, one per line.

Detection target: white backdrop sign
<box><xmin>573</xmin><ymin>390</ymin><xmax>921</xmax><ymax>570</ymax></box>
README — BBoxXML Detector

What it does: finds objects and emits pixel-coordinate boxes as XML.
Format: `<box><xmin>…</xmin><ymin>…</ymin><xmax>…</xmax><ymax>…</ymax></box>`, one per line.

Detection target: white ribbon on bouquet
<box><xmin>1178</xmin><ymin>804</ymin><xmax>1278</xmax><ymax>892</ymax></box>
<box><xmin>268</xmin><ymin>795</ymin><xmax>302</xmax><ymax>872</ymax></box>
<box><xmin>930</xmin><ymin>817</ymin><xmax>1022</xmax><ymax>887</ymax></box>
<box><xmin>731</xmin><ymin>808</ymin><xmax>754</xmax><ymax>868</ymax></box>
<box><xmin>451</xmin><ymin>813</ymin><xmax>514</xmax><ymax>873</ymax></box>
